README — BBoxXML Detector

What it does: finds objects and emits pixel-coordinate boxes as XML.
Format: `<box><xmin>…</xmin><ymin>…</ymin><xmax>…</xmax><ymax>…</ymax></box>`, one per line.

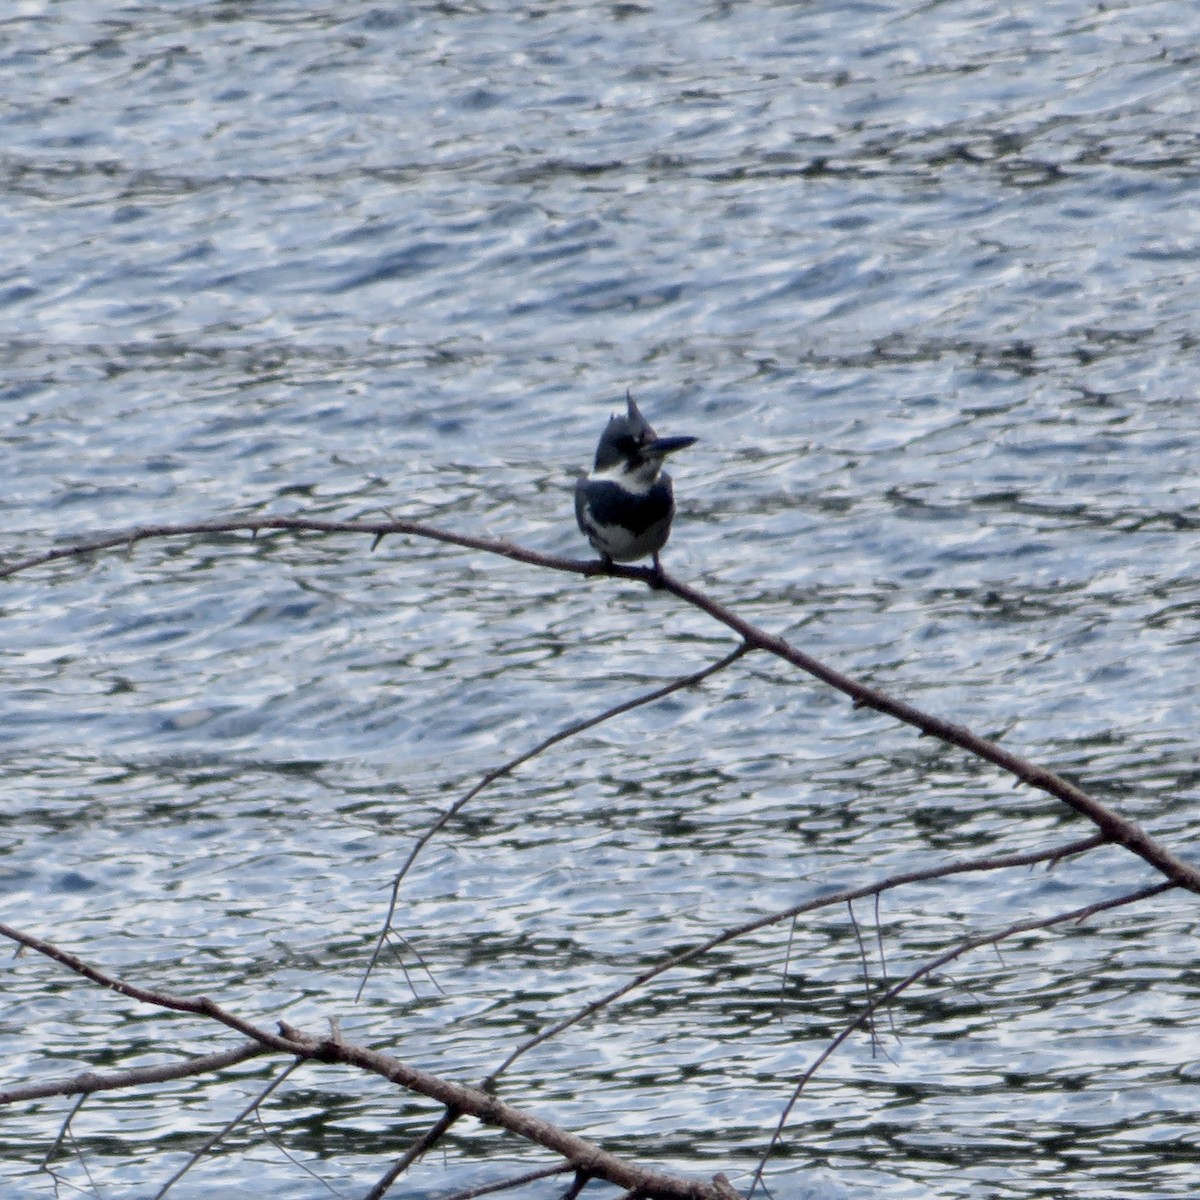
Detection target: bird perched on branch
<box><xmin>575</xmin><ymin>392</ymin><xmax>696</xmax><ymax>572</ymax></box>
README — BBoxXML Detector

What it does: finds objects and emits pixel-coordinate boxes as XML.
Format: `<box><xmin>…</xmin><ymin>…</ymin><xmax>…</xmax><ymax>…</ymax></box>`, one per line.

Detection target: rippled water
<box><xmin>4</xmin><ymin>2</ymin><xmax>1200</xmax><ymax>1197</ymax></box>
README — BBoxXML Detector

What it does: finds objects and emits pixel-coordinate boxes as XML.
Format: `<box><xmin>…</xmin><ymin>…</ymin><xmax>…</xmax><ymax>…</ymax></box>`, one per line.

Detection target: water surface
<box><xmin>3</xmin><ymin>2</ymin><xmax>1200</xmax><ymax>1197</ymax></box>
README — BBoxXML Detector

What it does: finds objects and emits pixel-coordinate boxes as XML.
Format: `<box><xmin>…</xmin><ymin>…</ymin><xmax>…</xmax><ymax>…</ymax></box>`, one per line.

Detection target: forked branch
<box><xmin>0</xmin><ymin>924</ymin><xmax>742</xmax><ymax>1200</ymax></box>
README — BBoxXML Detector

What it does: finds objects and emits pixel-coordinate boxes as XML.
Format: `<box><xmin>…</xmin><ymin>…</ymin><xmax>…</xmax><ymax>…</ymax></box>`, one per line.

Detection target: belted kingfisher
<box><xmin>575</xmin><ymin>392</ymin><xmax>697</xmax><ymax>571</ymax></box>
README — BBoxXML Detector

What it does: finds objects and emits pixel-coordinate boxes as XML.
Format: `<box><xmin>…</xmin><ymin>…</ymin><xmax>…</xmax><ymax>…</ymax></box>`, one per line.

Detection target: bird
<box><xmin>575</xmin><ymin>391</ymin><xmax>697</xmax><ymax>572</ymax></box>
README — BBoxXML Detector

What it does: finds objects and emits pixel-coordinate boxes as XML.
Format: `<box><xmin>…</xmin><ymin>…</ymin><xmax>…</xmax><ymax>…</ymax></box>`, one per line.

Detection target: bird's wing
<box><xmin>577</xmin><ymin>478</ymin><xmax>673</xmax><ymax>536</ymax></box>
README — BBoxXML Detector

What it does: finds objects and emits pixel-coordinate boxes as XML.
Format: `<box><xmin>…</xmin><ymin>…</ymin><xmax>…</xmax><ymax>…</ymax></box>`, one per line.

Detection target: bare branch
<box><xmin>310</xmin><ymin>1033</ymin><xmax>739</xmax><ymax>1200</ymax></box>
<box><xmin>362</xmin><ymin>1106</ymin><xmax>461</xmax><ymax>1200</ymax></box>
<box><xmin>152</xmin><ymin>1058</ymin><xmax>305</xmax><ymax>1199</ymax></box>
<box><xmin>0</xmin><ymin>925</ymin><xmax>741</xmax><ymax>1200</ymax></box>
<box><xmin>651</xmin><ymin>570</ymin><xmax>1200</xmax><ymax>893</ymax></box>
<box><xmin>0</xmin><ymin>517</ymin><xmax>601</xmax><ymax>583</ymax></box>
<box><xmin>436</xmin><ymin>1163</ymin><xmax>578</xmax><ymax>1200</ymax></box>
<box><xmin>251</xmin><ymin>1102</ymin><xmax>346</xmax><ymax>1197</ymax></box>
<box><xmin>5</xmin><ymin>517</ymin><xmax>1190</xmax><ymax>894</ymax></box>
<box><xmin>748</xmin><ymin>879</ymin><xmax>1178</xmax><ymax>1196</ymax></box>
<box><xmin>358</xmin><ymin>642</ymin><xmax>752</xmax><ymax>999</ymax></box>
<box><xmin>0</xmin><ymin>1043</ymin><xmax>269</xmax><ymax>1105</ymax></box>
<box><xmin>0</xmin><ymin>920</ymin><xmax>299</xmax><ymax>1054</ymax></box>
<box><xmin>4</xmin><ymin>516</ymin><xmax>1197</xmax><ymax>1200</ymax></box>
<box><xmin>484</xmin><ymin>834</ymin><xmax>1107</xmax><ymax>1085</ymax></box>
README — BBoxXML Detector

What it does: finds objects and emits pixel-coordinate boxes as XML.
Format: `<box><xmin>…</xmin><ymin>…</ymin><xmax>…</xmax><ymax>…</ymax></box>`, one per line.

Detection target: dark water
<box><xmin>4</xmin><ymin>2</ymin><xmax>1200</xmax><ymax>1197</ymax></box>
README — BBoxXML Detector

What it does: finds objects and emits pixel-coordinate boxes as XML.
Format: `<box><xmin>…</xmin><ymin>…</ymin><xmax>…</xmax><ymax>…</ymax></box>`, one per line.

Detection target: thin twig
<box><xmin>363</xmin><ymin>1106</ymin><xmax>461</xmax><ymax>1200</ymax></box>
<box><xmin>252</xmin><ymin>1103</ymin><xmax>345</xmax><ymax>1197</ymax></box>
<box><xmin>380</xmin><ymin>928</ymin><xmax>445</xmax><ymax>999</ymax></box>
<box><xmin>40</xmin><ymin>1092</ymin><xmax>88</xmax><ymax>1169</ymax></box>
<box><xmin>746</xmin><ymin>880</ymin><xmax>1178</xmax><ymax>1197</ymax></box>
<box><xmin>778</xmin><ymin>916</ymin><xmax>798</xmax><ymax>1012</ymax></box>
<box><xmin>484</xmin><ymin>834</ymin><xmax>1106</xmax><ymax>1086</ymax></box>
<box><xmin>357</xmin><ymin>643</ymin><xmax>751</xmax><ymax>1000</ymax></box>
<box><xmin>436</xmin><ymin>1163</ymin><xmax>577</xmax><ymax>1200</ymax></box>
<box><xmin>66</xmin><ymin>1115</ymin><xmax>100</xmax><ymax>1197</ymax></box>
<box><xmin>873</xmin><ymin>892</ymin><xmax>897</xmax><ymax>1040</ymax></box>
<box><xmin>845</xmin><ymin>901</ymin><xmax>879</xmax><ymax>1056</ymax></box>
<box><xmin>153</xmin><ymin>1058</ymin><xmax>305</xmax><ymax>1199</ymax></box>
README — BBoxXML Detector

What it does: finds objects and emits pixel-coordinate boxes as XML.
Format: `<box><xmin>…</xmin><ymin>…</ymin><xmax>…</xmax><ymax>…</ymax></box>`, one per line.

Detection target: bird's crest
<box><xmin>593</xmin><ymin>389</ymin><xmax>657</xmax><ymax>470</ymax></box>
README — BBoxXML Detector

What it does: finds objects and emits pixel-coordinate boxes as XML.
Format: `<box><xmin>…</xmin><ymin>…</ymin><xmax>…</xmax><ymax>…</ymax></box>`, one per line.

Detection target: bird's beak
<box><xmin>647</xmin><ymin>435</ymin><xmax>697</xmax><ymax>457</ymax></box>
